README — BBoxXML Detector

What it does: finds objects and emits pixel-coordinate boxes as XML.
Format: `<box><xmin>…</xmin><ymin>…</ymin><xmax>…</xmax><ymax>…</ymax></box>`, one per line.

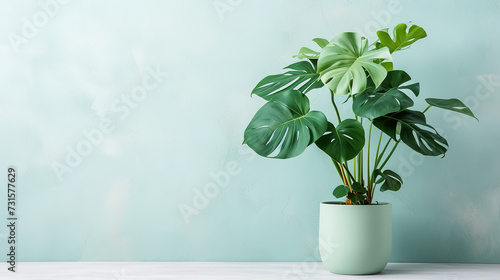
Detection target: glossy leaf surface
<box><xmin>251</xmin><ymin>60</ymin><xmax>323</xmax><ymax>100</ymax></box>
<box><xmin>318</xmin><ymin>32</ymin><xmax>391</xmax><ymax>95</ymax></box>
<box><xmin>316</xmin><ymin>119</ymin><xmax>365</xmax><ymax>164</ymax></box>
<box><xmin>373</xmin><ymin>110</ymin><xmax>448</xmax><ymax>156</ymax></box>
<box><xmin>244</xmin><ymin>90</ymin><xmax>328</xmax><ymax>159</ymax></box>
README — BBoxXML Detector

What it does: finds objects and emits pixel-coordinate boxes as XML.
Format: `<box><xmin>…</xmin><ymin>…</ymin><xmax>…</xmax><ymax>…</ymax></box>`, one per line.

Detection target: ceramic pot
<box><xmin>319</xmin><ymin>202</ymin><xmax>392</xmax><ymax>275</ymax></box>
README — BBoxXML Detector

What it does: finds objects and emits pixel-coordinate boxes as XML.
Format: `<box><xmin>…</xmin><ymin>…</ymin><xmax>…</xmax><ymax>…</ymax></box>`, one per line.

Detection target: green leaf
<box><xmin>374</xmin><ymin>169</ymin><xmax>403</xmax><ymax>192</ymax></box>
<box><xmin>353</xmin><ymin>70</ymin><xmax>418</xmax><ymax>119</ymax></box>
<box><xmin>251</xmin><ymin>60</ymin><xmax>323</xmax><ymax>100</ymax></box>
<box><xmin>351</xmin><ymin>182</ymin><xmax>366</xmax><ymax>194</ymax></box>
<box><xmin>347</xmin><ymin>192</ymin><xmax>359</xmax><ymax>204</ymax></box>
<box><xmin>347</xmin><ymin>191</ymin><xmax>366</xmax><ymax>205</ymax></box>
<box><xmin>294</xmin><ymin>47</ymin><xmax>320</xmax><ymax>59</ymax></box>
<box><xmin>377</xmin><ymin>23</ymin><xmax>427</xmax><ymax>53</ymax></box>
<box><xmin>315</xmin><ymin>119</ymin><xmax>365</xmax><ymax>164</ymax></box>
<box><xmin>355</xmin><ymin>192</ymin><xmax>366</xmax><ymax>204</ymax></box>
<box><xmin>373</xmin><ymin>110</ymin><xmax>448</xmax><ymax>156</ymax></box>
<box><xmin>426</xmin><ymin>98</ymin><xmax>478</xmax><ymax>120</ymax></box>
<box><xmin>313</xmin><ymin>38</ymin><xmax>330</xmax><ymax>48</ymax></box>
<box><xmin>381</xmin><ymin>61</ymin><xmax>393</xmax><ymax>71</ymax></box>
<box><xmin>244</xmin><ymin>90</ymin><xmax>328</xmax><ymax>159</ymax></box>
<box><xmin>333</xmin><ymin>185</ymin><xmax>349</xmax><ymax>198</ymax></box>
<box><xmin>353</xmin><ymin>89</ymin><xmax>413</xmax><ymax>119</ymax></box>
<box><xmin>378</xmin><ymin>70</ymin><xmax>419</xmax><ymax>96</ymax></box>
<box><xmin>318</xmin><ymin>32</ymin><xmax>392</xmax><ymax>95</ymax></box>
<box><xmin>293</xmin><ymin>38</ymin><xmax>330</xmax><ymax>59</ymax></box>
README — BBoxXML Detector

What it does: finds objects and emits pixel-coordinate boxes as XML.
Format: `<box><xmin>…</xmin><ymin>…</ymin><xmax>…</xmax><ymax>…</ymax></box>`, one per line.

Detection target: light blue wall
<box><xmin>0</xmin><ymin>0</ymin><xmax>499</xmax><ymax>264</ymax></box>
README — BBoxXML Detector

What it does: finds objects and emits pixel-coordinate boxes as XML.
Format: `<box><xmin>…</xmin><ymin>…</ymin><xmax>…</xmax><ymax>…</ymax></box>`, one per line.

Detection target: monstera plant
<box><xmin>243</xmin><ymin>23</ymin><xmax>477</xmax><ymax>205</ymax></box>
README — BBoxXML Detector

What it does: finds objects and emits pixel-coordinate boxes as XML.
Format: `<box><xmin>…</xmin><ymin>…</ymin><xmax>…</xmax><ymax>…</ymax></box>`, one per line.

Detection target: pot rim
<box><xmin>321</xmin><ymin>201</ymin><xmax>391</xmax><ymax>206</ymax></box>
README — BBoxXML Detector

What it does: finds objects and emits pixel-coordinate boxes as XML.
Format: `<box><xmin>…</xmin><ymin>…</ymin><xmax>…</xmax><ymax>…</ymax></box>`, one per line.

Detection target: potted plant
<box><xmin>243</xmin><ymin>23</ymin><xmax>477</xmax><ymax>275</ymax></box>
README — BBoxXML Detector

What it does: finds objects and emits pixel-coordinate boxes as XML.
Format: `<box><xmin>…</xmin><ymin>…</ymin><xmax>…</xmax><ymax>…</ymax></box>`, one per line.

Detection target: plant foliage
<box><xmin>244</xmin><ymin>23</ymin><xmax>476</xmax><ymax>204</ymax></box>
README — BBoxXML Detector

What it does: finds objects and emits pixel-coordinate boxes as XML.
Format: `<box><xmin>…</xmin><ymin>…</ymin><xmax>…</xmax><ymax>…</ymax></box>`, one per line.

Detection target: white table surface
<box><xmin>0</xmin><ymin>262</ymin><xmax>499</xmax><ymax>279</ymax></box>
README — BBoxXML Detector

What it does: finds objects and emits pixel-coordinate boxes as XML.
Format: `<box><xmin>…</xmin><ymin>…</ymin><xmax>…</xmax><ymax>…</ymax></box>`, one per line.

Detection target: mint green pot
<box><xmin>319</xmin><ymin>202</ymin><xmax>392</xmax><ymax>275</ymax></box>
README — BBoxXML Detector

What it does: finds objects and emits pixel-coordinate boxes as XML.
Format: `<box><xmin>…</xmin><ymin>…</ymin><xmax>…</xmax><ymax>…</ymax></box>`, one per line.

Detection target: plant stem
<box><xmin>337</xmin><ymin>161</ymin><xmax>352</xmax><ymax>204</ymax></box>
<box><xmin>358</xmin><ymin>118</ymin><xmax>363</xmax><ymax>186</ymax></box>
<box><xmin>369</xmin><ymin>136</ymin><xmax>394</xmax><ymax>200</ymax></box>
<box><xmin>340</xmin><ymin>166</ymin><xmax>350</xmax><ymax>188</ymax></box>
<box><xmin>338</xmin><ymin>163</ymin><xmax>353</xmax><ymax>205</ymax></box>
<box><xmin>330</xmin><ymin>90</ymin><xmax>341</xmax><ymax>124</ymax></box>
<box><xmin>331</xmin><ymin>157</ymin><xmax>343</xmax><ymax>178</ymax></box>
<box><xmin>367</xmin><ymin>121</ymin><xmax>373</xmax><ymax>190</ymax></box>
<box><xmin>329</xmin><ymin>90</ymin><xmax>352</xmax><ymax>204</ymax></box>
<box><xmin>422</xmin><ymin>105</ymin><xmax>432</xmax><ymax>114</ymax></box>
<box><xmin>342</xmin><ymin>163</ymin><xmax>355</xmax><ymax>183</ymax></box>
<box><xmin>331</xmin><ymin>158</ymin><xmax>352</xmax><ymax>204</ymax></box>
<box><xmin>353</xmin><ymin>156</ymin><xmax>357</xmax><ymax>182</ymax></box>
<box><xmin>375</xmin><ymin>137</ymin><xmax>392</xmax><ymax>169</ymax></box>
<box><xmin>331</xmin><ymin>158</ymin><xmax>349</xmax><ymax>187</ymax></box>
<box><xmin>378</xmin><ymin>140</ymin><xmax>401</xmax><ymax>171</ymax></box>
<box><xmin>374</xmin><ymin>131</ymin><xmax>383</xmax><ymax>168</ymax></box>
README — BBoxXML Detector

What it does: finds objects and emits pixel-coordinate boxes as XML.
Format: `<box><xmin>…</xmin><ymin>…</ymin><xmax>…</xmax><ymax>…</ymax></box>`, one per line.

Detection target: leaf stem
<box><xmin>369</xmin><ymin>135</ymin><xmax>393</xmax><ymax>200</ymax></box>
<box><xmin>342</xmin><ymin>163</ymin><xmax>355</xmax><ymax>183</ymax></box>
<box><xmin>378</xmin><ymin>140</ymin><xmax>401</xmax><ymax>171</ymax></box>
<box><xmin>331</xmin><ymin>158</ymin><xmax>349</xmax><ymax>187</ymax></box>
<box><xmin>330</xmin><ymin>90</ymin><xmax>342</xmax><ymax>124</ymax></box>
<box><xmin>374</xmin><ymin>131</ymin><xmax>383</xmax><ymax>168</ymax></box>
<box><xmin>338</xmin><ymin>163</ymin><xmax>354</xmax><ymax>205</ymax></box>
<box><xmin>422</xmin><ymin>105</ymin><xmax>432</xmax><ymax>114</ymax></box>
<box><xmin>340</xmin><ymin>166</ymin><xmax>350</xmax><ymax>188</ymax></box>
<box><xmin>367</xmin><ymin>121</ymin><xmax>373</xmax><ymax>192</ymax></box>
<box><xmin>353</xmin><ymin>157</ymin><xmax>357</xmax><ymax>182</ymax></box>
<box><xmin>375</xmin><ymin>137</ymin><xmax>392</xmax><ymax>168</ymax></box>
<box><xmin>358</xmin><ymin>118</ymin><xmax>363</xmax><ymax>185</ymax></box>
<box><xmin>331</xmin><ymin>158</ymin><xmax>352</xmax><ymax>204</ymax></box>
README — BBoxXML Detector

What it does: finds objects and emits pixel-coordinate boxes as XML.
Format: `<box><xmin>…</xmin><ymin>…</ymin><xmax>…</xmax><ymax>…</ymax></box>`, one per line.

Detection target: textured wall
<box><xmin>0</xmin><ymin>0</ymin><xmax>499</xmax><ymax>264</ymax></box>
